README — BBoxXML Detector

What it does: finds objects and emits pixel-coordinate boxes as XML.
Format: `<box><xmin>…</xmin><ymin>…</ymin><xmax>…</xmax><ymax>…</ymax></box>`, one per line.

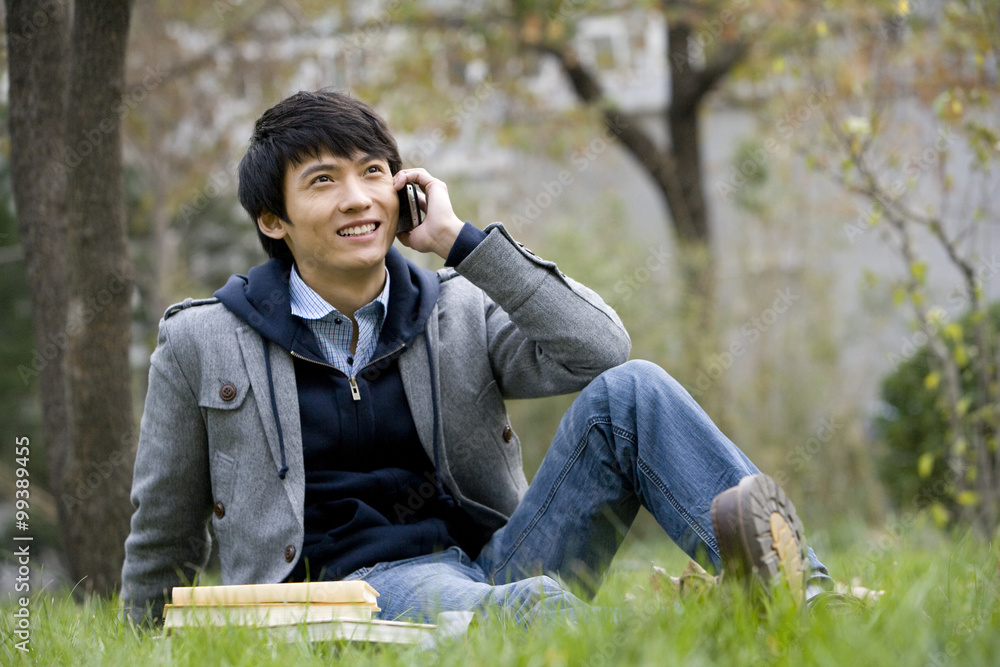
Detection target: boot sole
<box><xmin>710</xmin><ymin>474</ymin><xmax>807</xmax><ymax>602</ymax></box>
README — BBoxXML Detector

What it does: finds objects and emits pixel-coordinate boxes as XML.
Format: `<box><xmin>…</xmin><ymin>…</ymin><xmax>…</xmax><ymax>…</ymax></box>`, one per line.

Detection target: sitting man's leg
<box><xmin>349</xmin><ymin>546</ymin><xmax>589</xmax><ymax>626</ymax></box>
<box><xmin>476</xmin><ymin>359</ymin><xmax>832</xmax><ymax>600</ymax></box>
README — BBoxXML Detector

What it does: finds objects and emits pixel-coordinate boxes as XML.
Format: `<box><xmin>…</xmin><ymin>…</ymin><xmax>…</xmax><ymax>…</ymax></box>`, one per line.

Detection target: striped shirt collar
<box><xmin>288</xmin><ymin>264</ymin><xmax>390</xmax><ymax>373</ymax></box>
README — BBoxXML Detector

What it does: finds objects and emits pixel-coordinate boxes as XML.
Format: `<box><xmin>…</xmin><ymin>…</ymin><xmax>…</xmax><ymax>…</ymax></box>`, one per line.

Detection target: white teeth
<box><xmin>338</xmin><ymin>223</ymin><xmax>377</xmax><ymax>237</ymax></box>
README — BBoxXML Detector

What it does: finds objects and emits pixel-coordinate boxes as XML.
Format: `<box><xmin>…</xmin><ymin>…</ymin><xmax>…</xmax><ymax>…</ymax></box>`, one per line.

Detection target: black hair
<box><xmin>237</xmin><ymin>89</ymin><xmax>403</xmax><ymax>261</ymax></box>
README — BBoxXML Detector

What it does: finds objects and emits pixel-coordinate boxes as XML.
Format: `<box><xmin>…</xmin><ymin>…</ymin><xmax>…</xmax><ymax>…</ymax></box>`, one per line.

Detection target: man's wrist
<box><xmin>428</xmin><ymin>217</ymin><xmax>464</xmax><ymax>260</ymax></box>
<box><xmin>444</xmin><ymin>222</ymin><xmax>488</xmax><ymax>267</ymax></box>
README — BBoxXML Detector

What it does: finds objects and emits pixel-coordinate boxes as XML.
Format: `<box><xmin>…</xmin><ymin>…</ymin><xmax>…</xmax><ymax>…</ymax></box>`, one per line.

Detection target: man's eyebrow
<box><xmin>355</xmin><ymin>152</ymin><xmax>387</xmax><ymax>166</ymax></box>
<box><xmin>296</xmin><ymin>154</ymin><xmax>387</xmax><ymax>182</ymax></box>
<box><xmin>297</xmin><ymin>161</ymin><xmax>342</xmax><ymax>182</ymax></box>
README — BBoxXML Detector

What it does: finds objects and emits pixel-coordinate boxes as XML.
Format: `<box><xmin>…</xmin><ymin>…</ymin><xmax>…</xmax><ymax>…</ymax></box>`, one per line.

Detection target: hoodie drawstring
<box><xmin>261</xmin><ymin>323</ymin><xmax>445</xmax><ymax>493</ymax></box>
<box><xmin>262</xmin><ymin>338</ymin><xmax>290</xmax><ymax>480</ymax></box>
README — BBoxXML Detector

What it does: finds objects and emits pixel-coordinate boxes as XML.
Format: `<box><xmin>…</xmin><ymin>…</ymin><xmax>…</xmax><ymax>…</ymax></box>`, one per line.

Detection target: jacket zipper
<box><xmin>290</xmin><ymin>344</ymin><xmax>407</xmax><ymax>402</ymax></box>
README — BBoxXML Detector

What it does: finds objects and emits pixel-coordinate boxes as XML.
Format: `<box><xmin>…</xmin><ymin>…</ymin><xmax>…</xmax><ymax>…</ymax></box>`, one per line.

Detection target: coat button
<box><xmin>213</xmin><ymin>501</ymin><xmax>225</xmax><ymax>519</ymax></box>
<box><xmin>284</xmin><ymin>545</ymin><xmax>296</xmax><ymax>563</ymax></box>
<box><xmin>502</xmin><ymin>425</ymin><xmax>513</xmax><ymax>442</ymax></box>
<box><xmin>219</xmin><ymin>383</ymin><xmax>237</xmax><ymax>401</ymax></box>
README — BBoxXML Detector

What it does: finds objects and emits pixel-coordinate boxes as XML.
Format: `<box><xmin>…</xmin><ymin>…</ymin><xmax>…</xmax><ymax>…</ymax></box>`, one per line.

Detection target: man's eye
<box><xmin>313</xmin><ymin>175</ymin><xmax>331</xmax><ymax>183</ymax></box>
<box><xmin>366</xmin><ymin>165</ymin><xmax>383</xmax><ymax>174</ymax></box>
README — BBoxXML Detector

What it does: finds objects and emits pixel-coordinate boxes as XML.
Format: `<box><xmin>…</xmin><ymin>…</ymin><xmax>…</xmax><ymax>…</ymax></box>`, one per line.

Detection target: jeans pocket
<box><xmin>447</xmin><ymin>545</ymin><xmax>471</xmax><ymax>565</ymax></box>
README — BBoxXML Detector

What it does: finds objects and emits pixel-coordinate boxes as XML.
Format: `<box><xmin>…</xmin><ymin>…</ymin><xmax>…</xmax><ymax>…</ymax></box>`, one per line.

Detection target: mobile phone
<box><xmin>397</xmin><ymin>183</ymin><xmax>423</xmax><ymax>233</ymax></box>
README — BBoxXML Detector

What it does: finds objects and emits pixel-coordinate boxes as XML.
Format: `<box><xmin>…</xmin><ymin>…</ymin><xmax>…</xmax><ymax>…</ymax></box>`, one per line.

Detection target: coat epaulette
<box><xmin>163</xmin><ymin>297</ymin><xmax>220</xmax><ymax>320</ymax></box>
<box><xmin>436</xmin><ymin>267</ymin><xmax>460</xmax><ymax>282</ymax></box>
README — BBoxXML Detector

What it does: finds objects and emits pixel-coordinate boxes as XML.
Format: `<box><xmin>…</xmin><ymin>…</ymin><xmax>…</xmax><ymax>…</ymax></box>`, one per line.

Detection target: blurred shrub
<box><xmin>875</xmin><ymin>303</ymin><xmax>1000</xmax><ymax>527</ymax></box>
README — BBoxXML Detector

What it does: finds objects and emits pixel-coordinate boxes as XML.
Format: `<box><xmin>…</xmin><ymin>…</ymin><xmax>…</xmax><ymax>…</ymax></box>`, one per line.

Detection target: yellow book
<box><xmin>163</xmin><ymin>601</ymin><xmax>377</xmax><ymax>628</ymax></box>
<box><xmin>163</xmin><ymin>615</ymin><xmax>436</xmax><ymax>645</ymax></box>
<box><xmin>170</xmin><ymin>581</ymin><xmax>379</xmax><ymax>607</ymax></box>
<box><xmin>270</xmin><ymin>618</ymin><xmax>437</xmax><ymax>645</ymax></box>
<box><xmin>163</xmin><ymin>581</ymin><xmax>436</xmax><ymax>645</ymax></box>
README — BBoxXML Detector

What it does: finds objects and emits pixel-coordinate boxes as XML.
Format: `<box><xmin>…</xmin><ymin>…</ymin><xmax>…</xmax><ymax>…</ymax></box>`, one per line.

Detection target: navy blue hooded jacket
<box><xmin>215</xmin><ymin>246</ymin><xmax>485</xmax><ymax>580</ymax></box>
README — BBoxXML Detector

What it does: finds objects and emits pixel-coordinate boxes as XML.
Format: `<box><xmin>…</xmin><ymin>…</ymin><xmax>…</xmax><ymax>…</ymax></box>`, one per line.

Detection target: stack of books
<box><xmin>163</xmin><ymin>581</ymin><xmax>435</xmax><ymax>645</ymax></box>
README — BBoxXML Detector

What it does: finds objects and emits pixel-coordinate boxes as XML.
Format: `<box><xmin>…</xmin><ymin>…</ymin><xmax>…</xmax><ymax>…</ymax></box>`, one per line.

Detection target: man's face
<box><xmin>260</xmin><ymin>150</ymin><xmax>400</xmax><ymax>278</ymax></box>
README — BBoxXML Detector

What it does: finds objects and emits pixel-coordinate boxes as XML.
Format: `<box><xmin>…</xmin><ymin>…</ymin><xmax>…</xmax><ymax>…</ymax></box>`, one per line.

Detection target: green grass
<box><xmin>2</xmin><ymin>527</ymin><xmax>998</xmax><ymax>666</ymax></box>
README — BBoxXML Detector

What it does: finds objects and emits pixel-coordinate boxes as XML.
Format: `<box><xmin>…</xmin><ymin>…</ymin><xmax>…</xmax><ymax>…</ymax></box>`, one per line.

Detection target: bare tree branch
<box><xmin>534</xmin><ymin>40</ymin><xmax>700</xmax><ymax>240</ymax></box>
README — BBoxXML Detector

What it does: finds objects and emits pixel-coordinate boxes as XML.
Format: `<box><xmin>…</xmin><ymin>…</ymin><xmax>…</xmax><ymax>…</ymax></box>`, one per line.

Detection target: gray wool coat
<box><xmin>120</xmin><ymin>223</ymin><xmax>631</xmax><ymax>623</ymax></box>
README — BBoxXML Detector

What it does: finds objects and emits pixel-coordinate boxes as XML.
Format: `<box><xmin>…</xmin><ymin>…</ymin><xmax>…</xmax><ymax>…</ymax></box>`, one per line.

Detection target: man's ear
<box><xmin>257</xmin><ymin>211</ymin><xmax>288</xmax><ymax>240</ymax></box>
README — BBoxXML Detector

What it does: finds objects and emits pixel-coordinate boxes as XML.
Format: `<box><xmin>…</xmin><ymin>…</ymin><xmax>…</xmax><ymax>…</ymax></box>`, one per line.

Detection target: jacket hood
<box><xmin>214</xmin><ymin>246</ymin><xmax>440</xmax><ymax>360</ymax></box>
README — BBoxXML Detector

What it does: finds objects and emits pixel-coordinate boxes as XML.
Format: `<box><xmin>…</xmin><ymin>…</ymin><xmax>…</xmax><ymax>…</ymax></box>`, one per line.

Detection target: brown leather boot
<box><xmin>710</xmin><ymin>474</ymin><xmax>808</xmax><ymax>603</ymax></box>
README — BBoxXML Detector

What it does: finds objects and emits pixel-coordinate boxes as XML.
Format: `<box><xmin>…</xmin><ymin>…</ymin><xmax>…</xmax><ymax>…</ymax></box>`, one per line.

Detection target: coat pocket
<box><xmin>196</xmin><ymin>364</ymin><xmax>259</xmax><ymax>450</ymax></box>
<box><xmin>209</xmin><ymin>450</ymin><xmax>239</xmax><ymax>575</ymax></box>
<box><xmin>210</xmin><ymin>450</ymin><xmax>238</xmax><ymax>510</ymax></box>
<box><xmin>197</xmin><ymin>374</ymin><xmax>250</xmax><ymax>410</ymax></box>
<box><xmin>474</xmin><ymin>381</ymin><xmax>523</xmax><ymax>484</ymax></box>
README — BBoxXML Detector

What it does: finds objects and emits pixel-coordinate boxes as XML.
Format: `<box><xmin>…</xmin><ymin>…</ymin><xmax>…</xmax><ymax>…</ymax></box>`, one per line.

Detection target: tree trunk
<box><xmin>7</xmin><ymin>0</ymin><xmax>137</xmax><ymax>597</ymax></box>
<box><xmin>5</xmin><ymin>0</ymin><xmax>73</xmax><ymax>547</ymax></box>
<box><xmin>61</xmin><ymin>0</ymin><xmax>137</xmax><ymax>596</ymax></box>
<box><xmin>666</xmin><ymin>20</ymin><xmax>719</xmax><ymax>406</ymax></box>
<box><xmin>545</xmin><ymin>16</ymin><xmax>745</xmax><ymax>373</ymax></box>
<box><xmin>667</xmin><ymin>23</ymin><xmax>710</xmax><ymax>245</ymax></box>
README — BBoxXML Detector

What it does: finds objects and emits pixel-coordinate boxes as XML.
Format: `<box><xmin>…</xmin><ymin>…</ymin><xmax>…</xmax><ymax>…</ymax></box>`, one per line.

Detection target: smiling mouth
<box><xmin>338</xmin><ymin>222</ymin><xmax>379</xmax><ymax>237</ymax></box>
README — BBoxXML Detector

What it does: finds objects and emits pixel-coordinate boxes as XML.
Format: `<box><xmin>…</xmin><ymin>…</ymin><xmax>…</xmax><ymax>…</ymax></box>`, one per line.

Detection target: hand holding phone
<box><xmin>393</xmin><ymin>168</ymin><xmax>464</xmax><ymax>260</ymax></box>
<box><xmin>396</xmin><ymin>183</ymin><xmax>423</xmax><ymax>233</ymax></box>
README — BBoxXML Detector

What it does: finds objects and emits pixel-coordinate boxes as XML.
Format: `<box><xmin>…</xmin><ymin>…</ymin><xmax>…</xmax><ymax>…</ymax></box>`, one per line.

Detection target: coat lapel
<box><xmin>398</xmin><ymin>306</ymin><xmax>459</xmax><ymax>496</ymax></box>
<box><xmin>237</xmin><ymin>327</ymin><xmax>304</xmax><ymax>525</ymax></box>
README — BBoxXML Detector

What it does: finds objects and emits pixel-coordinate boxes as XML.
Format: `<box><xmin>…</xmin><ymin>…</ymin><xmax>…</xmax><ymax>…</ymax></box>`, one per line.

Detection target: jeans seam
<box><xmin>637</xmin><ymin>456</ymin><xmax>720</xmax><ymax>561</ymax></box>
<box><xmin>343</xmin><ymin>566</ymin><xmax>373</xmax><ymax>580</ymax></box>
<box><xmin>488</xmin><ymin>415</ymin><xmax>609</xmax><ymax>580</ymax></box>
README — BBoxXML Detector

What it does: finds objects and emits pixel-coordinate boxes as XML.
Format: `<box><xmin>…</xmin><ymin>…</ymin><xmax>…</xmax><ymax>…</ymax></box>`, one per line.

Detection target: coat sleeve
<box><xmin>453</xmin><ymin>223</ymin><xmax>631</xmax><ymax>399</ymax></box>
<box><xmin>120</xmin><ymin>315</ymin><xmax>214</xmax><ymax>625</ymax></box>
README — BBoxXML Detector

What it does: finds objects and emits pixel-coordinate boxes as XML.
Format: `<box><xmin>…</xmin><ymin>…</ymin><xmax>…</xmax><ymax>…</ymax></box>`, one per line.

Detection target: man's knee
<box><xmin>591</xmin><ymin>359</ymin><xmax>700</xmax><ymax>415</ymax></box>
<box><xmin>598</xmin><ymin>359</ymin><xmax>678</xmax><ymax>392</ymax></box>
<box><xmin>602</xmin><ymin>358</ymin><xmax>665</xmax><ymax>380</ymax></box>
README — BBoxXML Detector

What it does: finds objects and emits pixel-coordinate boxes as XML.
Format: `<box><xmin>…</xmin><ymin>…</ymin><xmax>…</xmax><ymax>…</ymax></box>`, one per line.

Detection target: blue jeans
<box><xmin>347</xmin><ymin>360</ymin><xmax>831</xmax><ymax>625</ymax></box>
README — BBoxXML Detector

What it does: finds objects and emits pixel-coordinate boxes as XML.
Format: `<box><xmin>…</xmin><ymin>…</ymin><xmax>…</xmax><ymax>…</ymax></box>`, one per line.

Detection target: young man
<box><xmin>121</xmin><ymin>89</ymin><xmax>831</xmax><ymax>625</ymax></box>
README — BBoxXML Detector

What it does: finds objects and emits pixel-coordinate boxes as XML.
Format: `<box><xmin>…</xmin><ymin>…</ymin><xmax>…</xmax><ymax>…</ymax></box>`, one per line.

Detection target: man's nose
<box><xmin>339</xmin><ymin>176</ymin><xmax>373</xmax><ymax>212</ymax></box>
